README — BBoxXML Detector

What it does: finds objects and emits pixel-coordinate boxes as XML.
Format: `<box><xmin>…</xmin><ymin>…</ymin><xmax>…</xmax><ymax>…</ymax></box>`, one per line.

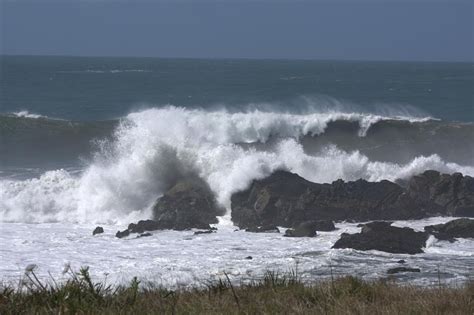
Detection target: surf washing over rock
<box><xmin>1</xmin><ymin>106</ymin><xmax>473</xmax><ymax>224</ymax></box>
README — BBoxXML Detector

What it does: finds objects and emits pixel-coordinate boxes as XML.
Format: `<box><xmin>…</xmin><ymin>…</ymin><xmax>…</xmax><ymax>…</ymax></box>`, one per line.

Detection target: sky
<box><xmin>1</xmin><ymin>0</ymin><xmax>473</xmax><ymax>62</ymax></box>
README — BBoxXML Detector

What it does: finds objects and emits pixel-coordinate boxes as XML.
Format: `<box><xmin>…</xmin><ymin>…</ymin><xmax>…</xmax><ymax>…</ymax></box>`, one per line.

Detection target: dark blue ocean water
<box><xmin>1</xmin><ymin>55</ymin><xmax>473</xmax><ymax>121</ymax></box>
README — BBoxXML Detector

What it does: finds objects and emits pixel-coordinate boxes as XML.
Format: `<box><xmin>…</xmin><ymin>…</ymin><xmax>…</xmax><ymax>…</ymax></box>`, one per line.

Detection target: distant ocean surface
<box><xmin>0</xmin><ymin>56</ymin><xmax>473</xmax><ymax>286</ymax></box>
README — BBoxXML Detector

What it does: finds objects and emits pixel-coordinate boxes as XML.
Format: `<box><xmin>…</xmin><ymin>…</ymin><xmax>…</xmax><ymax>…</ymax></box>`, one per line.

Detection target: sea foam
<box><xmin>1</xmin><ymin>107</ymin><xmax>472</xmax><ymax>224</ymax></box>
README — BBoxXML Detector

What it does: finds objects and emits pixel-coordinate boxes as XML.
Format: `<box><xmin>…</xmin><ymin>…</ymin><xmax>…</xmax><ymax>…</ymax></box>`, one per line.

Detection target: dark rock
<box><xmin>115</xmin><ymin>229</ymin><xmax>130</xmax><ymax>238</ymax></box>
<box><xmin>137</xmin><ymin>232</ymin><xmax>152</xmax><ymax>238</ymax></box>
<box><xmin>308</xmin><ymin>220</ymin><xmax>336</xmax><ymax>231</ymax></box>
<box><xmin>245</xmin><ymin>256</ymin><xmax>253</xmax><ymax>260</ymax></box>
<box><xmin>128</xmin><ymin>220</ymin><xmax>161</xmax><ymax>233</ymax></box>
<box><xmin>92</xmin><ymin>226</ymin><xmax>104</xmax><ymax>235</ymax></box>
<box><xmin>152</xmin><ymin>178</ymin><xmax>225</xmax><ymax>230</ymax></box>
<box><xmin>230</xmin><ymin>170</ymin><xmax>474</xmax><ymax>228</ymax></box>
<box><xmin>332</xmin><ymin>222</ymin><xmax>429</xmax><ymax>254</ymax></box>
<box><xmin>387</xmin><ymin>267</ymin><xmax>420</xmax><ymax>274</ymax></box>
<box><xmin>424</xmin><ymin>218</ymin><xmax>474</xmax><ymax>240</ymax></box>
<box><xmin>194</xmin><ymin>230</ymin><xmax>216</xmax><ymax>235</ymax></box>
<box><xmin>245</xmin><ymin>225</ymin><xmax>280</xmax><ymax>233</ymax></box>
<box><xmin>397</xmin><ymin>260</ymin><xmax>406</xmax><ymax>264</ymax></box>
<box><xmin>407</xmin><ymin>171</ymin><xmax>474</xmax><ymax>217</ymax></box>
<box><xmin>284</xmin><ymin>221</ymin><xmax>320</xmax><ymax>237</ymax></box>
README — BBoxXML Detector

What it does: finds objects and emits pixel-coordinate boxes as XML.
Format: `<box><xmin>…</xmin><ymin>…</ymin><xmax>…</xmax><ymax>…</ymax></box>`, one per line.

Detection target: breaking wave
<box><xmin>1</xmin><ymin>107</ymin><xmax>473</xmax><ymax>224</ymax></box>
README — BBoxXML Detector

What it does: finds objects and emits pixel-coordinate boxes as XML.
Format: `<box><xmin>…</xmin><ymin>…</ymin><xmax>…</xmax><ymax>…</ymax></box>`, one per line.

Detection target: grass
<box><xmin>1</xmin><ymin>267</ymin><xmax>472</xmax><ymax>314</ymax></box>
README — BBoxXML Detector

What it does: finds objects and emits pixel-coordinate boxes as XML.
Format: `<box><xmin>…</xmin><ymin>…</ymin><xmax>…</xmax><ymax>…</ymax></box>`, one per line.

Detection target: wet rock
<box><xmin>152</xmin><ymin>178</ymin><xmax>225</xmax><ymax>230</ymax></box>
<box><xmin>245</xmin><ymin>225</ymin><xmax>280</xmax><ymax>233</ymax></box>
<box><xmin>245</xmin><ymin>256</ymin><xmax>253</xmax><ymax>260</ymax></box>
<box><xmin>128</xmin><ymin>220</ymin><xmax>161</xmax><ymax>234</ymax></box>
<box><xmin>332</xmin><ymin>222</ymin><xmax>429</xmax><ymax>254</ymax></box>
<box><xmin>424</xmin><ymin>218</ymin><xmax>474</xmax><ymax>240</ymax></box>
<box><xmin>308</xmin><ymin>220</ymin><xmax>336</xmax><ymax>232</ymax></box>
<box><xmin>407</xmin><ymin>171</ymin><xmax>474</xmax><ymax>217</ymax></box>
<box><xmin>115</xmin><ymin>229</ymin><xmax>130</xmax><ymax>239</ymax></box>
<box><xmin>284</xmin><ymin>221</ymin><xmax>319</xmax><ymax>237</ymax></box>
<box><xmin>397</xmin><ymin>260</ymin><xmax>406</xmax><ymax>264</ymax></box>
<box><xmin>92</xmin><ymin>226</ymin><xmax>104</xmax><ymax>235</ymax></box>
<box><xmin>194</xmin><ymin>230</ymin><xmax>216</xmax><ymax>235</ymax></box>
<box><xmin>387</xmin><ymin>267</ymin><xmax>421</xmax><ymax>274</ymax></box>
<box><xmin>231</xmin><ymin>171</ymin><xmax>436</xmax><ymax>229</ymax></box>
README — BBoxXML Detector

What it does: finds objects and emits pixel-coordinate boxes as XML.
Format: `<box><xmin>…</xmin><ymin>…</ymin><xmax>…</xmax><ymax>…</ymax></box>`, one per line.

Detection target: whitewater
<box><xmin>1</xmin><ymin>107</ymin><xmax>473</xmax><ymax>224</ymax></box>
<box><xmin>1</xmin><ymin>107</ymin><xmax>473</xmax><ymax>287</ymax></box>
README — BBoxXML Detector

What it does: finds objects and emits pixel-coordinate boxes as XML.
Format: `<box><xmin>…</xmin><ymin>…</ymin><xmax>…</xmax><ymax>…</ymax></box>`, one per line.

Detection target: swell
<box><xmin>0</xmin><ymin>115</ymin><xmax>117</xmax><ymax>170</ymax></box>
<box><xmin>1</xmin><ymin>107</ymin><xmax>473</xmax><ymax>224</ymax></box>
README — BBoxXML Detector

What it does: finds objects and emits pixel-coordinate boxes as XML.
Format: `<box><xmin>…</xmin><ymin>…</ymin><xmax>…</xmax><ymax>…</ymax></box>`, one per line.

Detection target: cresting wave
<box><xmin>1</xmin><ymin>107</ymin><xmax>473</xmax><ymax>224</ymax></box>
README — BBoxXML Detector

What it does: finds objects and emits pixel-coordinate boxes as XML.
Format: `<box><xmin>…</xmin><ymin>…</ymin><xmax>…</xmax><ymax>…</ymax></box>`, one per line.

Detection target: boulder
<box><xmin>387</xmin><ymin>267</ymin><xmax>420</xmax><ymax>274</ymax></box>
<box><xmin>332</xmin><ymin>222</ymin><xmax>429</xmax><ymax>254</ymax></box>
<box><xmin>424</xmin><ymin>218</ymin><xmax>474</xmax><ymax>240</ymax></box>
<box><xmin>152</xmin><ymin>178</ymin><xmax>224</xmax><ymax>230</ymax></box>
<box><xmin>92</xmin><ymin>226</ymin><xmax>104</xmax><ymax>235</ymax></box>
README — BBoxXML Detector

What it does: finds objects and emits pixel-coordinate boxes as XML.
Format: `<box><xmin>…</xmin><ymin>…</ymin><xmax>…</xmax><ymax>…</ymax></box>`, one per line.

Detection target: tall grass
<box><xmin>1</xmin><ymin>267</ymin><xmax>472</xmax><ymax>314</ymax></box>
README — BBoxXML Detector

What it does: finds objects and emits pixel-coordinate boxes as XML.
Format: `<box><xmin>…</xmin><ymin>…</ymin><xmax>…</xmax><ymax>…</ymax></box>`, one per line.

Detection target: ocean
<box><xmin>0</xmin><ymin>55</ymin><xmax>473</xmax><ymax>286</ymax></box>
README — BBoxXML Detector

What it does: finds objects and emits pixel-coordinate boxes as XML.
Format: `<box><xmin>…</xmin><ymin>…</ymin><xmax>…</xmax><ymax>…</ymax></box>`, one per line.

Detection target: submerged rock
<box><xmin>92</xmin><ymin>226</ymin><xmax>104</xmax><ymax>235</ymax></box>
<box><xmin>284</xmin><ymin>221</ymin><xmax>321</xmax><ymax>237</ymax></box>
<box><xmin>424</xmin><ymin>218</ymin><xmax>474</xmax><ymax>240</ymax></box>
<box><xmin>387</xmin><ymin>267</ymin><xmax>421</xmax><ymax>274</ymax></box>
<box><xmin>194</xmin><ymin>230</ymin><xmax>216</xmax><ymax>235</ymax></box>
<box><xmin>137</xmin><ymin>232</ymin><xmax>152</xmax><ymax>238</ymax></box>
<box><xmin>245</xmin><ymin>225</ymin><xmax>280</xmax><ymax>233</ymax></box>
<box><xmin>332</xmin><ymin>222</ymin><xmax>429</xmax><ymax>254</ymax></box>
<box><xmin>230</xmin><ymin>170</ymin><xmax>474</xmax><ymax>228</ymax></box>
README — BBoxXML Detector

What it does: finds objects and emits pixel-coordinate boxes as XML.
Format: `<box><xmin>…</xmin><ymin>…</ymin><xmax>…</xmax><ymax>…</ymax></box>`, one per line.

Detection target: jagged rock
<box><xmin>407</xmin><ymin>170</ymin><xmax>474</xmax><ymax>217</ymax></box>
<box><xmin>152</xmin><ymin>178</ymin><xmax>225</xmax><ymax>230</ymax></box>
<box><xmin>115</xmin><ymin>229</ymin><xmax>130</xmax><ymax>238</ymax></box>
<box><xmin>245</xmin><ymin>225</ymin><xmax>280</xmax><ymax>233</ymax></box>
<box><xmin>92</xmin><ymin>226</ymin><xmax>104</xmax><ymax>235</ymax></box>
<box><xmin>387</xmin><ymin>267</ymin><xmax>420</xmax><ymax>274</ymax></box>
<box><xmin>332</xmin><ymin>222</ymin><xmax>429</xmax><ymax>254</ymax></box>
<box><xmin>230</xmin><ymin>170</ymin><xmax>474</xmax><ymax>228</ymax></box>
<box><xmin>424</xmin><ymin>218</ymin><xmax>474</xmax><ymax>240</ymax></box>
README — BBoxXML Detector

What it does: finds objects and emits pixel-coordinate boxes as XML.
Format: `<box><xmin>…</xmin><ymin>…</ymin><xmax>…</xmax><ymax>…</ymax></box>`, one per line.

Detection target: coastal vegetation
<box><xmin>1</xmin><ymin>268</ymin><xmax>472</xmax><ymax>314</ymax></box>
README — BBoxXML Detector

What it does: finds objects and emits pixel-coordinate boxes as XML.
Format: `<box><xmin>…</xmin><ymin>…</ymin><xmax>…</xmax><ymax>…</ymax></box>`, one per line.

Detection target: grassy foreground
<box><xmin>1</xmin><ymin>268</ymin><xmax>472</xmax><ymax>314</ymax></box>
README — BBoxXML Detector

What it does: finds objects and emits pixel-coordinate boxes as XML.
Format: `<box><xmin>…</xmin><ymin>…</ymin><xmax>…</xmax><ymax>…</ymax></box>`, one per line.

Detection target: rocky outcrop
<box><xmin>152</xmin><ymin>178</ymin><xmax>224</xmax><ymax>230</ymax></box>
<box><xmin>407</xmin><ymin>170</ymin><xmax>474</xmax><ymax>217</ymax></box>
<box><xmin>231</xmin><ymin>170</ymin><xmax>474</xmax><ymax>229</ymax></box>
<box><xmin>424</xmin><ymin>218</ymin><xmax>474</xmax><ymax>240</ymax></box>
<box><xmin>332</xmin><ymin>222</ymin><xmax>429</xmax><ymax>254</ymax></box>
<box><xmin>117</xmin><ymin>178</ymin><xmax>224</xmax><ymax>238</ymax></box>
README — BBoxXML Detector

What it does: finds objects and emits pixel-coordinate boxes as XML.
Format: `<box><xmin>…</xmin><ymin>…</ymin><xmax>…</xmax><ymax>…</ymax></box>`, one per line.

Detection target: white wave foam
<box><xmin>0</xmin><ymin>107</ymin><xmax>471</xmax><ymax>224</ymax></box>
<box><xmin>11</xmin><ymin>110</ymin><xmax>45</xmax><ymax>119</ymax></box>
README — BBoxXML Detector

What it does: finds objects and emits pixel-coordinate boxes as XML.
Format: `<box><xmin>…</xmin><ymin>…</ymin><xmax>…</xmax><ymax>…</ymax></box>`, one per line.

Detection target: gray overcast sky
<box><xmin>1</xmin><ymin>0</ymin><xmax>473</xmax><ymax>61</ymax></box>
